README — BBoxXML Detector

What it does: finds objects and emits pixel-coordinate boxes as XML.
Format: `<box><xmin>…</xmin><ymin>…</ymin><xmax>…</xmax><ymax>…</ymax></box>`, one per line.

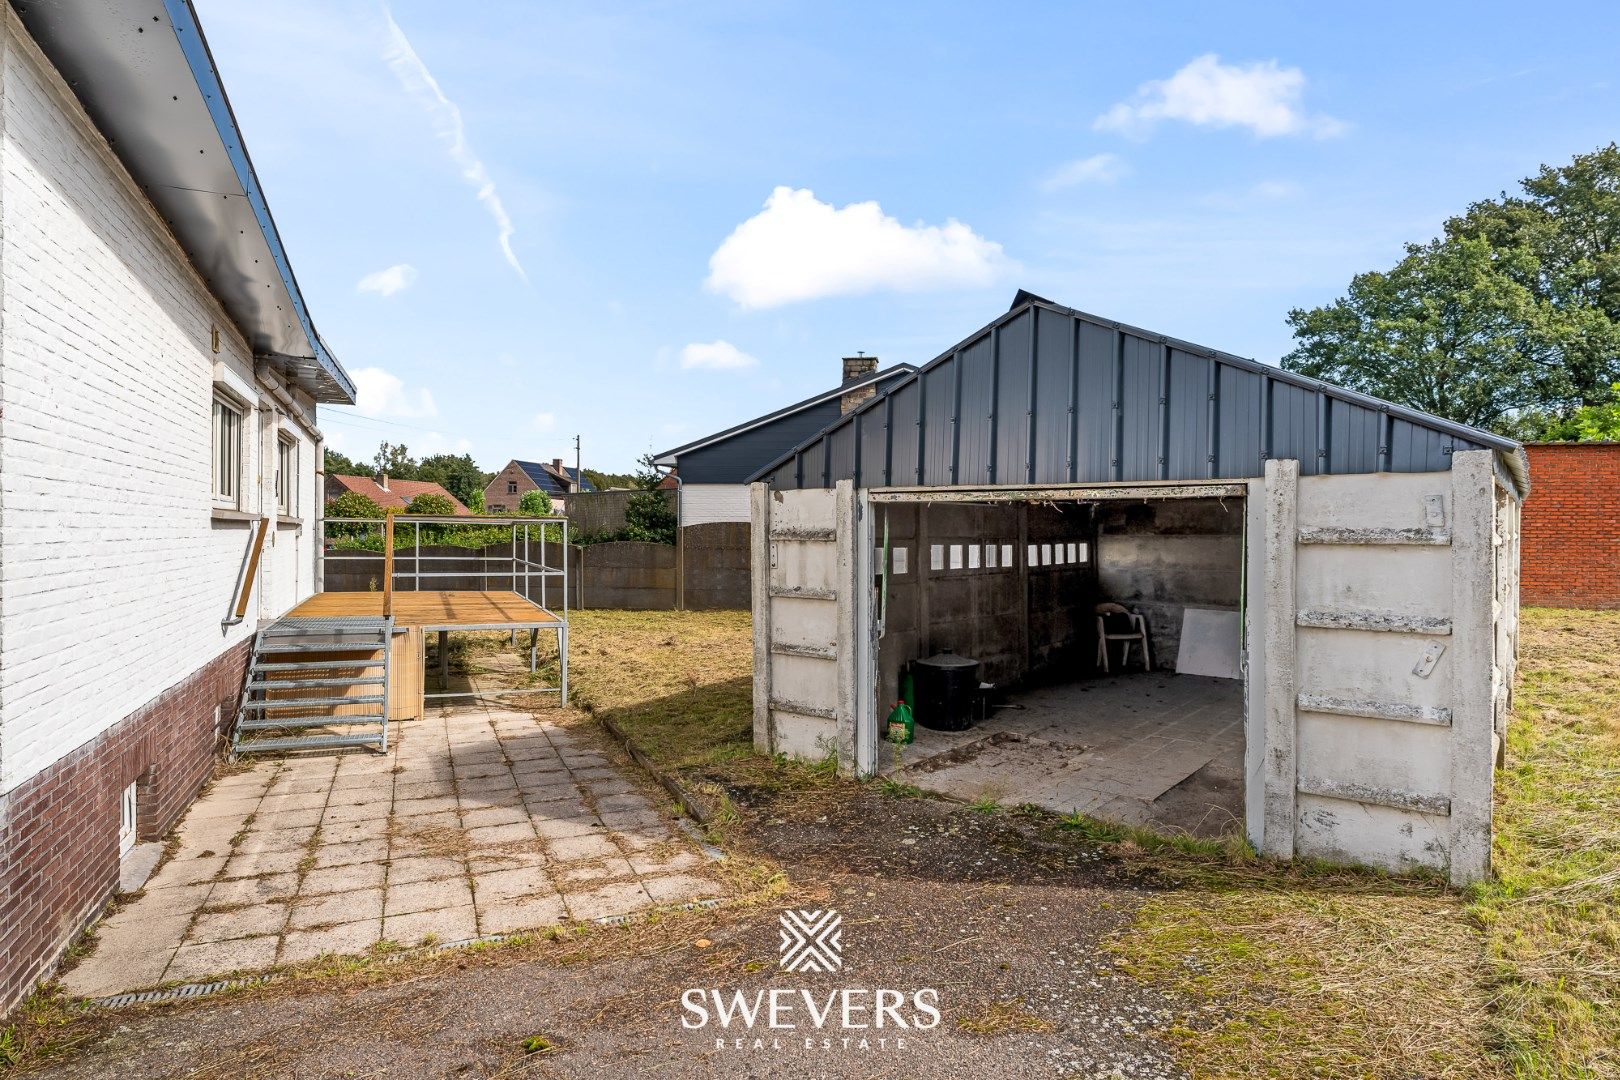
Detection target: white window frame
<box><xmin>212</xmin><ymin>393</ymin><xmax>244</xmax><ymax>508</ymax></box>
<box><xmin>276</xmin><ymin>432</ymin><xmax>298</xmax><ymax>517</ymax></box>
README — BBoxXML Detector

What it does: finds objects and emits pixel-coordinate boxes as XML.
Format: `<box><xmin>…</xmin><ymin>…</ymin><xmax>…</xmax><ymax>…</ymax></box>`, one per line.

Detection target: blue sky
<box><xmin>194</xmin><ymin>0</ymin><xmax>1617</xmax><ymax>474</ymax></box>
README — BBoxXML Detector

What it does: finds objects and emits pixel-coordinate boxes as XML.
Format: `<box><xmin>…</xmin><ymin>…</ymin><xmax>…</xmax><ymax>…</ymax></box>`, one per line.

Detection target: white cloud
<box><xmin>1095</xmin><ymin>54</ymin><xmax>1345</xmax><ymax>139</ymax></box>
<box><xmin>533</xmin><ymin>410</ymin><xmax>557</xmax><ymax>431</ymax></box>
<box><xmin>381</xmin><ymin>7</ymin><xmax>527</xmax><ymax>280</ymax></box>
<box><xmin>1249</xmin><ymin>179</ymin><xmax>1301</xmax><ymax>201</ymax></box>
<box><xmin>351</xmin><ymin>366</ymin><xmax>437</xmax><ymax>419</ymax></box>
<box><xmin>357</xmin><ymin>263</ymin><xmax>419</xmax><ymax>296</ymax></box>
<box><xmin>679</xmin><ymin>340</ymin><xmax>758</xmax><ymax>371</ymax></box>
<box><xmin>706</xmin><ymin>187</ymin><xmax>1012</xmax><ymax>308</ymax></box>
<box><xmin>1041</xmin><ymin>153</ymin><xmax>1130</xmax><ymax>190</ymax></box>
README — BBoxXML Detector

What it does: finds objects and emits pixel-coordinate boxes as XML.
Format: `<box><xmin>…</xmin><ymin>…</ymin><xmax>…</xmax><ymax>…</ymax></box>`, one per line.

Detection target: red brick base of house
<box><xmin>1522</xmin><ymin>443</ymin><xmax>1620</xmax><ymax>608</ymax></box>
<box><xmin>0</xmin><ymin>639</ymin><xmax>251</xmax><ymax>1014</ymax></box>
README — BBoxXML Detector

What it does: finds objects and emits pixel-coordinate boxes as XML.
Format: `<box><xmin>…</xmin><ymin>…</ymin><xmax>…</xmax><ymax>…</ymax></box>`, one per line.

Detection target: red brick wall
<box><xmin>483</xmin><ymin>461</ymin><xmax>538</xmax><ymax>513</ymax></box>
<box><xmin>0</xmin><ymin>639</ymin><xmax>250</xmax><ymax>1014</ymax></box>
<box><xmin>1521</xmin><ymin>444</ymin><xmax>1620</xmax><ymax>608</ymax></box>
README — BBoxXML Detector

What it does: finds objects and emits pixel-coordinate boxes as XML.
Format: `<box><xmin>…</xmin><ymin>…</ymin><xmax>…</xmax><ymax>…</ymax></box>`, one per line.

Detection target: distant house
<box><xmin>326</xmin><ymin>473</ymin><xmax>471</xmax><ymax>515</ymax></box>
<box><xmin>653</xmin><ymin>356</ymin><xmax>916</xmax><ymax>525</ymax></box>
<box><xmin>484</xmin><ymin>458</ymin><xmax>595</xmax><ymax>513</ymax></box>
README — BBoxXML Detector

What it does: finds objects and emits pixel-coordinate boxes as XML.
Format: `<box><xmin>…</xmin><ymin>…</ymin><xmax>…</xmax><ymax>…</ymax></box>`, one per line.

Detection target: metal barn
<box><xmin>747</xmin><ymin>294</ymin><xmax>1525</xmax><ymax>883</ymax></box>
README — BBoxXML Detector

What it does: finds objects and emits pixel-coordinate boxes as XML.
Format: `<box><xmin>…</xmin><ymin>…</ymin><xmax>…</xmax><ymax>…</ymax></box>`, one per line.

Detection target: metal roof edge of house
<box><xmin>12</xmin><ymin>0</ymin><xmax>355</xmax><ymax>405</ymax></box>
<box><xmin>745</xmin><ymin>296</ymin><xmax>1529</xmax><ymax>498</ymax></box>
<box><xmin>652</xmin><ymin>363</ymin><xmax>917</xmax><ymax>466</ymax></box>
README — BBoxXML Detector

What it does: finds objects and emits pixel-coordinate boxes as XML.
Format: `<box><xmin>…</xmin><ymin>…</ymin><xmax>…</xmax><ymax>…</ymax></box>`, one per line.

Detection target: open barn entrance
<box><xmin>873</xmin><ymin>490</ymin><xmax>1248</xmax><ymax>837</ymax></box>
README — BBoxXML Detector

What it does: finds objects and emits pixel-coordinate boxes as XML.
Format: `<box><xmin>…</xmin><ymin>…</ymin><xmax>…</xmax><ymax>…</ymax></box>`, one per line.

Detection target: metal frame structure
<box><xmin>320</xmin><ymin>514</ymin><xmax>570</xmax><ymax>706</ymax></box>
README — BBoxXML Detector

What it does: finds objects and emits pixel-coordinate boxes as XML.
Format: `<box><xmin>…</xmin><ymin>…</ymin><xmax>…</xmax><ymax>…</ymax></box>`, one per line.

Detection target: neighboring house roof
<box><xmin>14</xmin><ymin>0</ymin><xmax>354</xmax><ymax>404</ymax></box>
<box><xmin>653</xmin><ymin>364</ymin><xmax>917</xmax><ymax>485</ymax></box>
<box><xmin>512</xmin><ymin>461</ymin><xmax>597</xmax><ymax>497</ymax></box>
<box><xmin>750</xmin><ymin>294</ymin><xmax>1529</xmax><ymax>498</ymax></box>
<box><xmin>327</xmin><ymin>475</ymin><xmax>472</xmax><ymax>515</ymax></box>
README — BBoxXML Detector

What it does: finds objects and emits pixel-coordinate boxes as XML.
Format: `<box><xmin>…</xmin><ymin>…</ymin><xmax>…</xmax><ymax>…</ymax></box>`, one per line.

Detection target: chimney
<box><xmin>376</xmin><ymin>472</ymin><xmax>389</xmax><ymax>492</ymax></box>
<box><xmin>840</xmin><ymin>353</ymin><xmax>879</xmax><ymax>415</ymax></box>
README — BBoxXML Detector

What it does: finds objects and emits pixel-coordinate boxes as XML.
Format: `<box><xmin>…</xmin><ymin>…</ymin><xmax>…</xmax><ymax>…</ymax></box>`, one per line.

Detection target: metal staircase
<box><xmin>230</xmin><ymin>616</ymin><xmax>394</xmax><ymax>757</ymax></box>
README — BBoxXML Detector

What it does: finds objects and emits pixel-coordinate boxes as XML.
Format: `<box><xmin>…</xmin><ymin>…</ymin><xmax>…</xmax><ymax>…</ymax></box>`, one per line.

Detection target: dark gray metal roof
<box><xmin>13</xmin><ymin>0</ymin><xmax>355</xmax><ymax>404</ymax></box>
<box><xmin>653</xmin><ymin>364</ymin><xmax>916</xmax><ymax>485</ymax></box>
<box><xmin>749</xmin><ymin>297</ymin><xmax>1529</xmax><ymax>498</ymax></box>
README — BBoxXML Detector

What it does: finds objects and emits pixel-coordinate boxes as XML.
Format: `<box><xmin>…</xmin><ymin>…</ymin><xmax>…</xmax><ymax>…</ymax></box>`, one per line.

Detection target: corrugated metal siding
<box><xmin>750</xmin><ymin>300</ymin><xmax>1520</xmax><ymax>493</ymax></box>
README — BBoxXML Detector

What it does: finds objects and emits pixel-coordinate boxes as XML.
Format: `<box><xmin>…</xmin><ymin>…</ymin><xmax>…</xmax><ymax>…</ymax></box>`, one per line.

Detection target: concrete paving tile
<box><xmin>641</xmin><ymin>874</ymin><xmax>722</xmax><ymax>905</ymax></box>
<box><xmin>278</xmin><ymin>920</ymin><xmax>381</xmax><ymax>965</ymax></box>
<box><xmin>322</xmin><ymin>800</ymin><xmax>393</xmax><ymax>825</ymax></box>
<box><xmin>235</xmin><ymin>826</ymin><xmax>316</xmax><ymax>855</ymax></box>
<box><xmin>386</xmin><ymin>856</ymin><xmax>466</xmax><ymax>884</ymax></box>
<box><xmin>245</xmin><ymin>806</ymin><xmax>324</xmax><ymax>831</ymax></box>
<box><xmin>471</xmin><ymin>865</ymin><xmax>553</xmax><ymax>904</ymax></box>
<box><xmin>452</xmin><ymin>760</ymin><xmax>510</xmax><ymax>780</ymax></box>
<box><xmin>189</xmin><ymin>902</ymin><xmax>289</xmax><ymax>944</ymax></box>
<box><xmin>206</xmin><ymin>873</ymin><xmax>301</xmax><ymax>906</ymax></box>
<box><xmin>386</xmin><ymin>876</ymin><xmax>474</xmax><ymax>916</ymax></box>
<box><xmin>625</xmin><ymin>849</ymin><xmax>703</xmax><ymax>876</ymax></box>
<box><xmin>612</xmin><ymin>827</ymin><xmax>679</xmax><ymax>854</ymax></box>
<box><xmin>312</xmin><ymin>839</ymin><xmax>389</xmax><ymax>869</ymax></box>
<box><xmin>548</xmin><ymin>833</ymin><xmax>622</xmax><ymax>863</ymax></box>
<box><xmin>165</xmin><ymin>935</ymin><xmax>279</xmax><ymax>983</ymax></box>
<box><xmin>395</xmin><ymin>796</ymin><xmax>458</xmax><ymax>817</ymax></box>
<box><xmin>598</xmin><ymin>809</ymin><xmax>669</xmax><ymax>833</ymax></box>
<box><xmin>467</xmin><ymin>849</ymin><xmax>549</xmax><ymax>875</ymax></box>
<box><xmin>62</xmin><ymin>936</ymin><xmax>176</xmax><ymax>999</ymax></box>
<box><xmin>185</xmin><ymin>796</ymin><xmax>264</xmax><ymax>822</ymax></box>
<box><xmin>459</xmin><ymin>805</ymin><xmax>530</xmax><ymax>830</ymax></box>
<box><xmin>563</xmin><ymin>880</ymin><xmax>652</xmax><ymax>922</ymax></box>
<box><xmin>323</xmin><ymin>817</ymin><xmax>391</xmax><ymax>844</ymax></box>
<box><xmin>530</xmin><ymin>814</ymin><xmax>600</xmax><ymax>841</ymax></box>
<box><xmin>477</xmin><ymin>894</ymin><xmax>567</xmax><ymax>936</ymax></box>
<box><xmin>392</xmin><ymin>809</ymin><xmax>462</xmax><ymax>835</ymax></box>
<box><xmin>144</xmin><ymin>856</ymin><xmax>227</xmax><ymax>890</ymax></box>
<box><xmin>220</xmin><ymin>850</ymin><xmax>305</xmax><ymax>879</ymax></box>
<box><xmin>302</xmin><ymin>862</ymin><xmax>387</xmax><ymax>896</ymax></box>
<box><xmin>288</xmin><ymin>887</ymin><xmax>384</xmax><ymax>930</ymax></box>
<box><xmin>457</xmin><ymin>776</ymin><xmax>519</xmax><ymax>799</ymax></box>
<box><xmin>382</xmin><ymin>905</ymin><xmax>477</xmax><ymax>946</ymax></box>
<box><xmin>466</xmin><ymin>822</ymin><xmax>536</xmax><ymax>846</ymax></box>
<box><xmin>555</xmin><ymin>857</ymin><xmax>636</xmax><ymax>888</ymax></box>
<box><xmin>257</xmin><ymin>792</ymin><xmax>328</xmax><ymax>813</ymax></box>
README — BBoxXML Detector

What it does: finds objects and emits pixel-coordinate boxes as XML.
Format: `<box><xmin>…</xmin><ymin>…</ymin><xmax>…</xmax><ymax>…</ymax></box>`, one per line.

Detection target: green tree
<box><xmin>621</xmin><ymin>453</ymin><xmax>676</xmax><ymax>543</ymax></box>
<box><xmin>466</xmin><ymin>487</ymin><xmax>486</xmax><ymax>513</ymax></box>
<box><xmin>1285</xmin><ymin>145</ymin><xmax>1620</xmax><ymax>434</ymax></box>
<box><xmin>372</xmin><ymin>442</ymin><xmax>418</xmax><ymax>480</ymax></box>
<box><xmin>1537</xmin><ymin>384</ymin><xmax>1620</xmax><ymax>440</ymax></box>
<box><xmin>417</xmin><ymin>453</ymin><xmax>490</xmax><ymax>507</ymax></box>
<box><xmin>405</xmin><ymin>492</ymin><xmax>457</xmax><ymax>516</ymax></box>
<box><xmin>327</xmin><ymin>491</ymin><xmax>384</xmax><ymax>540</ymax></box>
<box><xmin>324</xmin><ymin>447</ymin><xmax>358</xmax><ymax>476</ymax></box>
<box><xmin>518</xmin><ymin>489</ymin><xmax>553</xmax><ymax>516</ymax></box>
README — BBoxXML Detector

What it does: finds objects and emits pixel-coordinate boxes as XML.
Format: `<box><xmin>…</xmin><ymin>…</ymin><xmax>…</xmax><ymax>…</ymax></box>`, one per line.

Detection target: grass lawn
<box><xmin>558</xmin><ymin>606</ymin><xmax>1620</xmax><ymax>1078</ymax></box>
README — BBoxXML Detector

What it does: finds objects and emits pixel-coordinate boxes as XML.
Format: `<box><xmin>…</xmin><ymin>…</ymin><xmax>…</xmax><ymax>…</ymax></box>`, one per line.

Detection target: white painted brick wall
<box><xmin>679</xmin><ymin>483</ymin><xmax>750</xmax><ymax>526</ymax></box>
<box><xmin>0</xmin><ymin>15</ymin><xmax>321</xmax><ymax>794</ymax></box>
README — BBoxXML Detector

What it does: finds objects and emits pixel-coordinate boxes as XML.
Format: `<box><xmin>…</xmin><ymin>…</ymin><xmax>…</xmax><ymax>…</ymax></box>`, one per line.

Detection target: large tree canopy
<box><xmin>1284</xmin><ymin>145</ymin><xmax>1620</xmax><ymax>436</ymax></box>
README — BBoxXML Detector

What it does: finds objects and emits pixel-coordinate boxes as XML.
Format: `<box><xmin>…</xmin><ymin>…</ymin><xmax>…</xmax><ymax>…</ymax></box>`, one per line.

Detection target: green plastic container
<box><xmin>886</xmin><ymin>700</ymin><xmax>915</xmax><ymax>744</ymax></box>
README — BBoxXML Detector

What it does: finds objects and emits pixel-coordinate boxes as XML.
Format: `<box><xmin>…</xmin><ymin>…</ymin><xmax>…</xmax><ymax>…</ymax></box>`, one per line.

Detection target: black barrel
<box><xmin>912</xmin><ymin>652</ymin><xmax>980</xmax><ymax>732</ymax></box>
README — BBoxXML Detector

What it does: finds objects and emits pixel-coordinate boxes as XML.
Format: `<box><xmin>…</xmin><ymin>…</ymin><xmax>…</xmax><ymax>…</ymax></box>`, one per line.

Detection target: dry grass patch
<box><xmin>1108</xmin><ymin>608</ymin><xmax>1620</xmax><ymax>1078</ymax></box>
<box><xmin>1472</xmin><ymin>608</ymin><xmax>1620</xmax><ymax>1077</ymax></box>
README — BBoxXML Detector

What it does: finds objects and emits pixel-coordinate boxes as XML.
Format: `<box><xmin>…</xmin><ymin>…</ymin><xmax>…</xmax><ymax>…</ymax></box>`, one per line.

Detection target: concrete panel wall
<box><xmin>681</xmin><ymin>522</ymin><xmax>750</xmax><ymax>610</ymax></box>
<box><xmin>1261</xmin><ymin>456</ymin><xmax>1507</xmax><ymax>884</ymax></box>
<box><xmin>1096</xmin><ymin>499</ymin><xmax>1243</xmax><ymax>667</ymax></box>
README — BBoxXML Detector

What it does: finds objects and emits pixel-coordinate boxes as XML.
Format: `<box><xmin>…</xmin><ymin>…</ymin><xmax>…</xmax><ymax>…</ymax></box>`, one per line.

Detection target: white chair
<box><xmin>1095</xmin><ymin>605</ymin><xmax>1153</xmax><ymax>673</ymax></box>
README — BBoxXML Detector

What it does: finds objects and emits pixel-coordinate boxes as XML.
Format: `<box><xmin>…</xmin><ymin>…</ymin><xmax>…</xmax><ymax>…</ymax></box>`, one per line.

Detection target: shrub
<box><xmin>405</xmin><ymin>492</ymin><xmax>458</xmax><ymax>517</ymax></box>
<box><xmin>518</xmin><ymin>489</ymin><xmax>553</xmax><ymax>516</ymax></box>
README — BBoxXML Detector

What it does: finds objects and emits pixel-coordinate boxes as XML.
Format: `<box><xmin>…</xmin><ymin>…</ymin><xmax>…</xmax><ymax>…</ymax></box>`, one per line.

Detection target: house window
<box><xmin>507</xmin><ymin>480</ymin><xmax>518</xmax><ymax>494</ymax></box>
<box><xmin>212</xmin><ymin>395</ymin><xmax>243</xmax><ymax>506</ymax></box>
<box><xmin>276</xmin><ymin>435</ymin><xmax>298</xmax><ymax>516</ymax></box>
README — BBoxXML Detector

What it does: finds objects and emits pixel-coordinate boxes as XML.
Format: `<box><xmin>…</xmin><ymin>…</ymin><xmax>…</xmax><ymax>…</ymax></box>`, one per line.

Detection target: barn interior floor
<box><xmin>880</xmin><ymin>672</ymin><xmax>1245</xmax><ymax>837</ymax></box>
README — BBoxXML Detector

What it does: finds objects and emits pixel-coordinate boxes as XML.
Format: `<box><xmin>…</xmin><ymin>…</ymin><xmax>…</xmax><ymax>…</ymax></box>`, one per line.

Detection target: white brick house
<box><xmin>0</xmin><ymin>0</ymin><xmax>355</xmax><ymax>1012</ymax></box>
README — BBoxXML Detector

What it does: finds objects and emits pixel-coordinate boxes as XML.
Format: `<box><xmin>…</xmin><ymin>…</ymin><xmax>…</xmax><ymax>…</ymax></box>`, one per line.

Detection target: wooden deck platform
<box><xmin>287</xmin><ymin>590</ymin><xmax>562</xmax><ymax>631</ymax></box>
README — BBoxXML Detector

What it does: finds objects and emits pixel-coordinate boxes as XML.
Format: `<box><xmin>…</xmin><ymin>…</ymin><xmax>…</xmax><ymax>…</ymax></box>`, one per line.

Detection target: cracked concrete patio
<box><xmin>61</xmin><ymin>705</ymin><xmax>725</xmax><ymax>1000</ymax></box>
